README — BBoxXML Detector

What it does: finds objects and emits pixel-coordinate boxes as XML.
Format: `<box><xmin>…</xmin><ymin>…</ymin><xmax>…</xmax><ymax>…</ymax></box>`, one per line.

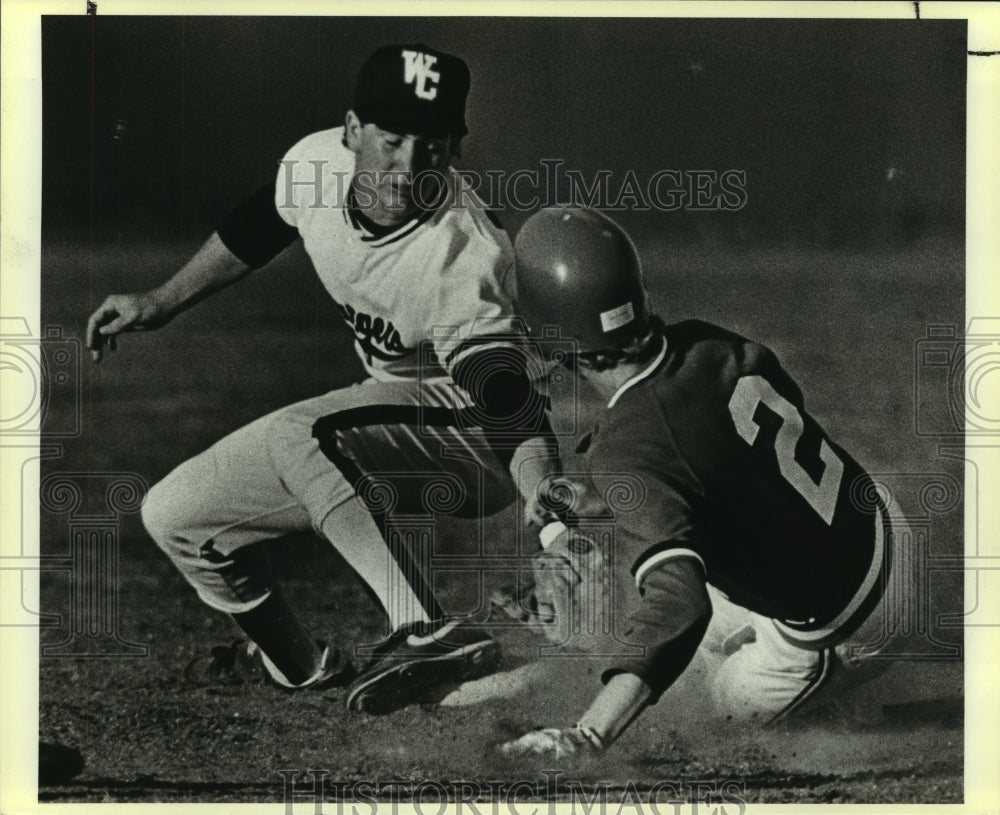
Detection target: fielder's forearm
<box><xmin>152</xmin><ymin>231</ymin><xmax>253</xmax><ymax>318</ymax></box>
<box><xmin>509</xmin><ymin>435</ymin><xmax>561</xmax><ymax>501</ymax></box>
<box><xmin>452</xmin><ymin>344</ymin><xmax>559</xmax><ymax>472</ymax></box>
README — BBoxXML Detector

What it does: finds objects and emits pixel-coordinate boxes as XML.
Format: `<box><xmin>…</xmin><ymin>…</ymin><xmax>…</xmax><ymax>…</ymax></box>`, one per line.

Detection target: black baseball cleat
<box><xmin>345</xmin><ymin>619</ymin><xmax>501</xmax><ymax>714</ymax></box>
<box><xmin>184</xmin><ymin>639</ymin><xmax>354</xmax><ymax>690</ymax></box>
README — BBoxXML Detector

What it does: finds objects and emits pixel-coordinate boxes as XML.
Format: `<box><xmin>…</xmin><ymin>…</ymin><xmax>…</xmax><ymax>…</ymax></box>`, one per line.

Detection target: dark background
<box><xmin>37</xmin><ymin>16</ymin><xmax>967</xmax><ymax>801</ymax></box>
<box><xmin>43</xmin><ymin>16</ymin><xmax>965</xmax><ymax>246</ymax></box>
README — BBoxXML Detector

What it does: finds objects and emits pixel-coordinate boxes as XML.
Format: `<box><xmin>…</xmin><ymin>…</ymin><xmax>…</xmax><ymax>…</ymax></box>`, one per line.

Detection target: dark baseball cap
<box><xmin>352</xmin><ymin>44</ymin><xmax>470</xmax><ymax>139</ymax></box>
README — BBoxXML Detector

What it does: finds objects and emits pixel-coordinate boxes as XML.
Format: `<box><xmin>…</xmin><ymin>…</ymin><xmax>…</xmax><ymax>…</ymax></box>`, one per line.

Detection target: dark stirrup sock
<box><xmin>231</xmin><ymin>585</ymin><xmax>321</xmax><ymax>686</ymax></box>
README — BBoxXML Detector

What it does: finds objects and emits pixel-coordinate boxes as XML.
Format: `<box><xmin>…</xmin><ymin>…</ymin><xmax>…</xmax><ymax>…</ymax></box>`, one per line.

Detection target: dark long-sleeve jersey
<box><xmin>571</xmin><ymin>320</ymin><xmax>887</xmax><ymax>699</ymax></box>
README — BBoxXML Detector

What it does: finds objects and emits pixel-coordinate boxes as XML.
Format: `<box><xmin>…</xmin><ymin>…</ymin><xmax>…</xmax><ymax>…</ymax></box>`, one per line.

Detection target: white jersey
<box><xmin>275</xmin><ymin>127</ymin><xmax>517</xmax><ymax>382</ymax></box>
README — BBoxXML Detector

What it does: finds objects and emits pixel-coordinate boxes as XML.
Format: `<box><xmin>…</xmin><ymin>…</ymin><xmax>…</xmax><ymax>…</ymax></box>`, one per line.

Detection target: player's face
<box><xmin>345</xmin><ymin>111</ymin><xmax>452</xmax><ymax>226</ymax></box>
<box><xmin>564</xmin><ymin>352</ymin><xmax>636</xmax><ymax>399</ymax></box>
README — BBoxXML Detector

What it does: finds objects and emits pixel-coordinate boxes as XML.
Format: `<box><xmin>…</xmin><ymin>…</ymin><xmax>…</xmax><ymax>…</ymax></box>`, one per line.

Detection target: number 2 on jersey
<box><xmin>728</xmin><ymin>375</ymin><xmax>844</xmax><ymax>525</ymax></box>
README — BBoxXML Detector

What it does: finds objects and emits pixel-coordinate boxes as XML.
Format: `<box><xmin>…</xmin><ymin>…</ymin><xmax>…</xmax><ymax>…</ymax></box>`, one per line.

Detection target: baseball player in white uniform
<box><xmin>86</xmin><ymin>44</ymin><xmax>560</xmax><ymax>714</ymax></box>
<box><xmin>498</xmin><ymin>208</ymin><xmax>909</xmax><ymax>758</ymax></box>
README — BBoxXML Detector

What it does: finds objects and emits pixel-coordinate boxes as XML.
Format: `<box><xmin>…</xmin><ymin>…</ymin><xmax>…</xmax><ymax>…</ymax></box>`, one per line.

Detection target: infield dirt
<box><xmin>38</xmin><ymin>235</ymin><xmax>964</xmax><ymax>804</ymax></box>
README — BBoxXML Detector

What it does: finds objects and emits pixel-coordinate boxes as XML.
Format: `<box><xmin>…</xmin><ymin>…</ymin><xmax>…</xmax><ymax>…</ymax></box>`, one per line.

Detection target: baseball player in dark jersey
<box><xmin>499</xmin><ymin>207</ymin><xmax>903</xmax><ymax>758</ymax></box>
<box><xmin>85</xmin><ymin>45</ymin><xmax>560</xmax><ymax>714</ymax></box>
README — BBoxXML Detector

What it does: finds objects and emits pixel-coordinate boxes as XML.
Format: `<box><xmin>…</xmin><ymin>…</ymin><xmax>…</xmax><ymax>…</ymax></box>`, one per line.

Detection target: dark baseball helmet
<box><xmin>514</xmin><ymin>207</ymin><xmax>650</xmax><ymax>353</ymax></box>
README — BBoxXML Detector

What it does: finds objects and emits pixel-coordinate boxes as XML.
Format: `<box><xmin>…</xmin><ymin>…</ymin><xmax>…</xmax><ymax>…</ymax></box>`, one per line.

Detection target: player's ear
<box><xmin>344</xmin><ymin>110</ymin><xmax>365</xmax><ymax>152</ymax></box>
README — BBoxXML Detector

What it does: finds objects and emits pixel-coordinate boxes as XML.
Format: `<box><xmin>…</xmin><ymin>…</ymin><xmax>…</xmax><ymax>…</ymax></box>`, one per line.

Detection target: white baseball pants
<box><xmin>698</xmin><ymin>506</ymin><xmax>910</xmax><ymax>722</ymax></box>
<box><xmin>141</xmin><ymin>379</ymin><xmax>516</xmax><ymax>629</ymax></box>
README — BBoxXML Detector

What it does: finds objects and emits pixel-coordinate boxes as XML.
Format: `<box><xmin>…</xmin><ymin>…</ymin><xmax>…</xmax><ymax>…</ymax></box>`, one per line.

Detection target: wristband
<box><xmin>539</xmin><ymin>521</ymin><xmax>568</xmax><ymax>549</ymax></box>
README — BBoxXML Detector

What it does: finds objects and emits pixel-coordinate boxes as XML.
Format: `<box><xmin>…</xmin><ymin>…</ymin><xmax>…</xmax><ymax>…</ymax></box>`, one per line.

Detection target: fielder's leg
<box><xmin>143</xmin><ymin>388</ymin><xmax>452</xmax><ymax>688</ymax></box>
<box><xmin>307</xmin><ymin>379</ymin><xmax>517</xmax><ymax>712</ymax></box>
<box><xmin>283</xmin><ymin>379</ymin><xmax>515</xmax><ymax>630</ymax></box>
<box><xmin>141</xmin><ymin>409</ymin><xmax>333</xmax><ymax>687</ymax></box>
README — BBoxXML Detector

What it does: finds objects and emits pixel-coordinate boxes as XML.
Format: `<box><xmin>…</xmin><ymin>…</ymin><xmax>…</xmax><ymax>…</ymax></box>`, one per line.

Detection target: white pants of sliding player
<box><xmin>141</xmin><ymin>379</ymin><xmax>516</xmax><ymax>633</ymax></box>
<box><xmin>698</xmin><ymin>507</ymin><xmax>910</xmax><ymax>723</ymax></box>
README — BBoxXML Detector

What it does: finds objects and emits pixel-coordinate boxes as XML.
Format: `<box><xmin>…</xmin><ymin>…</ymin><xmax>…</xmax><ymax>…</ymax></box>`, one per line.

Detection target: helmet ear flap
<box><xmin>513</xmin><ymin>207</ymin><xmax>649</xmax><ymax>353</ymax></box>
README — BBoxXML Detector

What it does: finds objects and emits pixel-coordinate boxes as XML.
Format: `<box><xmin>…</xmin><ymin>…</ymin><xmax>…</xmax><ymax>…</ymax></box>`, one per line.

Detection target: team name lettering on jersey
<box><xmin>339</xmin><ymin>303</ymin><xmax>410</xmax><ymax>361</ymax></box>
<box><xmin>401</xmin><ymin>51</ymin><xmax>441</xmax><ymax>100</ymax></box>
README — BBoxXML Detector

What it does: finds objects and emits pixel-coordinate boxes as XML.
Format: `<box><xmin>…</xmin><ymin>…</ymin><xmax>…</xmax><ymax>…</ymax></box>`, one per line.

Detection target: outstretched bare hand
<box><xmin>86</xmin><ymin>292</ymin><xmax>170</xmax><ymax>362</ymax></box>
